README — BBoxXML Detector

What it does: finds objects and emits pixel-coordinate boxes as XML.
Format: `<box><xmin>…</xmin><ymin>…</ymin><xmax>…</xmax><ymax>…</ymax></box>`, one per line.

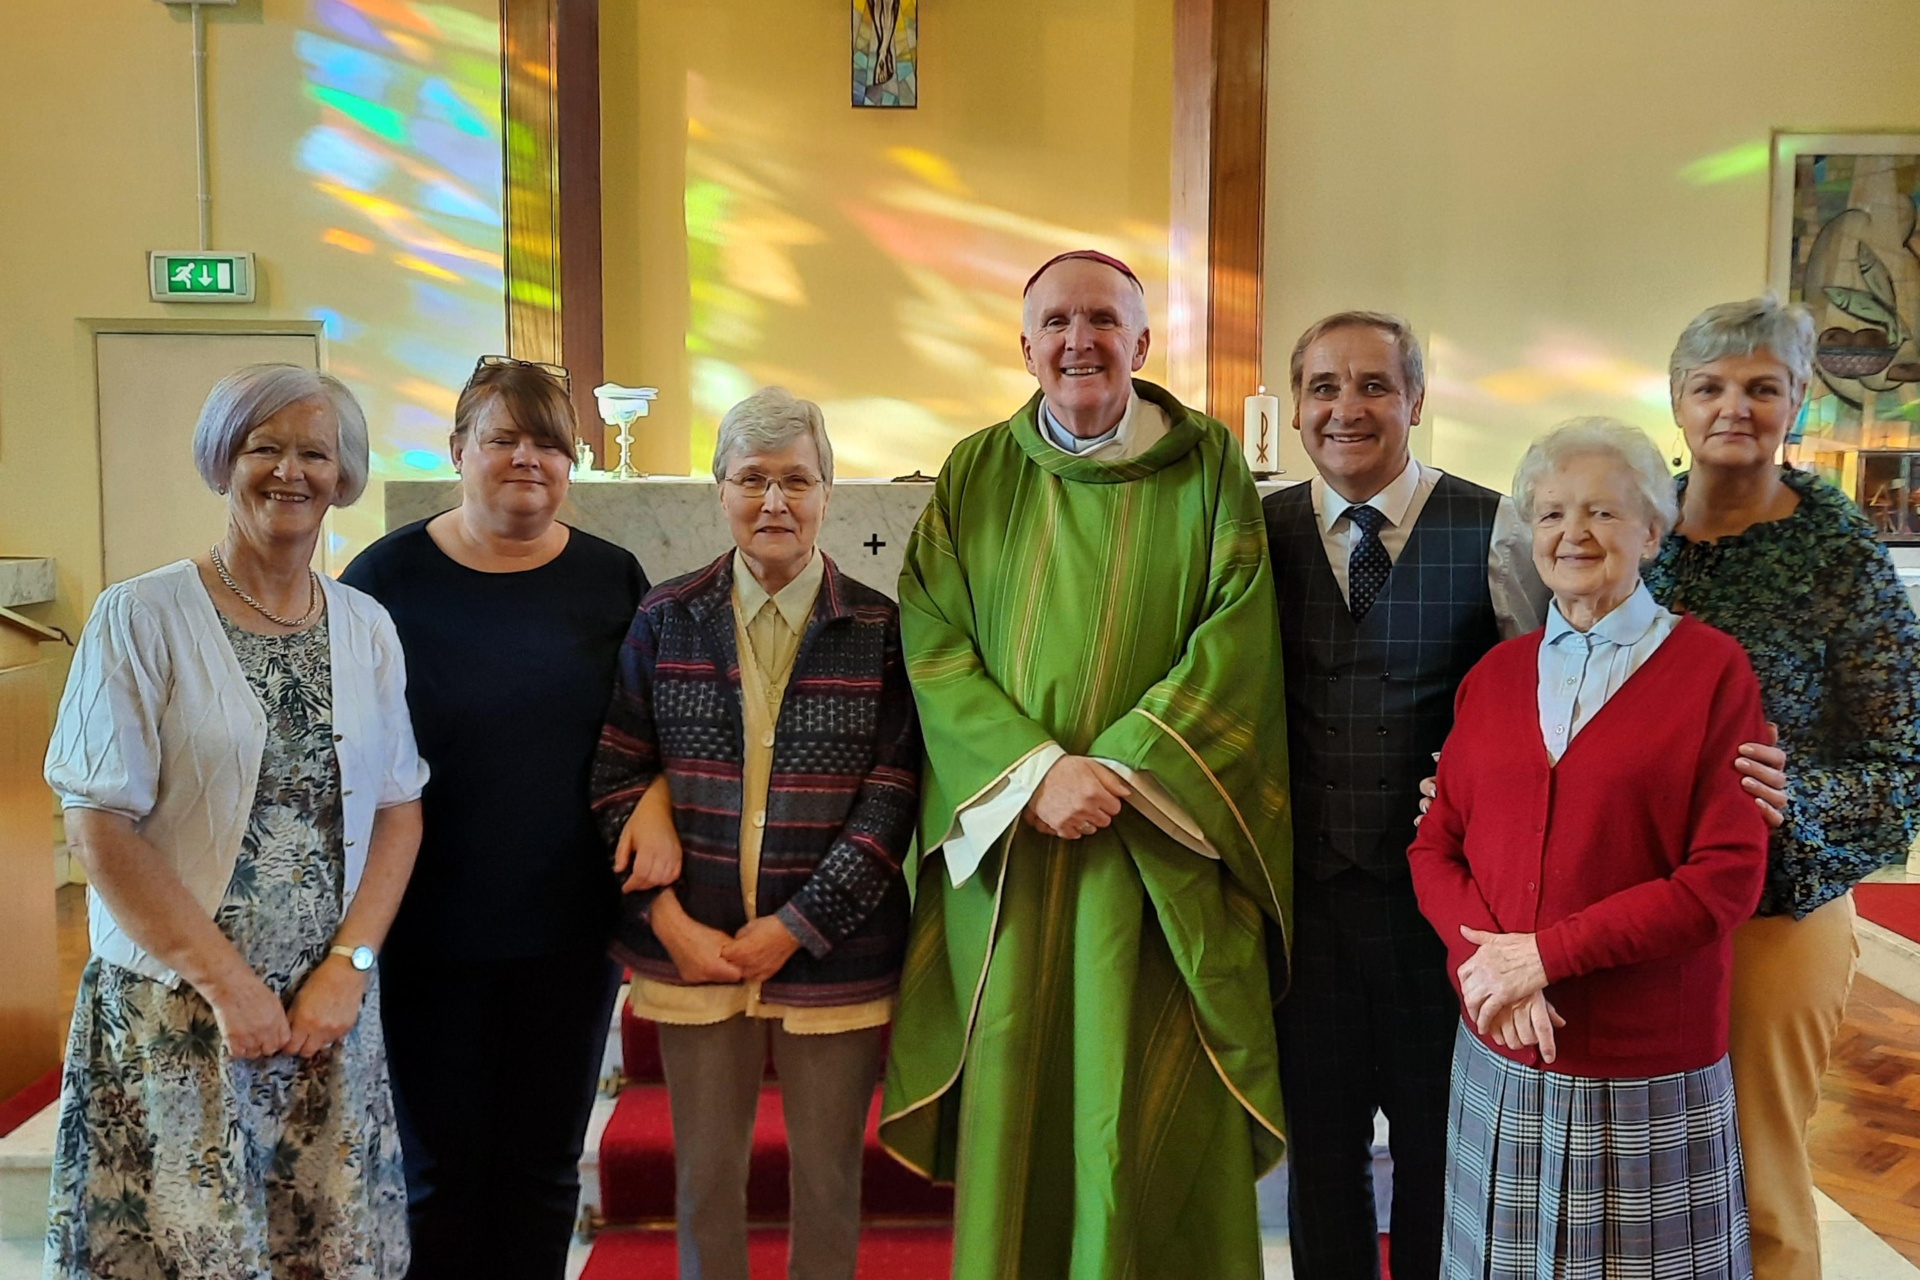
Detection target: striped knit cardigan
<box><xmin>591</xmin><ymin>550</ymin><xmax>921</xmax><ymax>1007</ymax></box>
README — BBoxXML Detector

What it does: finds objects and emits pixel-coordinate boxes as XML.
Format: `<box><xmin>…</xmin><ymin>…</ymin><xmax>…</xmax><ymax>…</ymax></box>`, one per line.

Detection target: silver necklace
<box><xmin>210</xmin><ymin>544</ymin><xmax>319</xmax><ymax>628</ymax></box>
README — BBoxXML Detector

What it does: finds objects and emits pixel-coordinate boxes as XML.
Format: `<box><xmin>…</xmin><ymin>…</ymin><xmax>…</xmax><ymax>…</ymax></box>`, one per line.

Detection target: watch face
<box><xmin>350</xmin><ymin>945</ymin><xmax>376</xmax><ymax>971</ymax></box>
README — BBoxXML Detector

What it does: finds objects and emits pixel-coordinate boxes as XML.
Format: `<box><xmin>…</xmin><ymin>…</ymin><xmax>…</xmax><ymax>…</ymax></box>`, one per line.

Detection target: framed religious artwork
<box><xmin>852</xmin><ymin>0</ymin><xmax>918</xmax><ymax>108</ymax></box>
<box><xmin>1771</xmin><ymin>131</ymin><xmax>1920</xmax><ymax>540</ymax></box>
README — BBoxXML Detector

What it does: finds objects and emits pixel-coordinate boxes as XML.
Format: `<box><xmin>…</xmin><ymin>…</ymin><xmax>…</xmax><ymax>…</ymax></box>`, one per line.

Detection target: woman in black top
<box><xmin>342</xmin><ymin>358</ymin><xmax>648</xmax><ymax>1280</ymax></box>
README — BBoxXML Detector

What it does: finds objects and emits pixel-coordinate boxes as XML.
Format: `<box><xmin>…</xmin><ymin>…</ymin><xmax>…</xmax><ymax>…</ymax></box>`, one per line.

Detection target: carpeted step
<box><xmin>580</xmin><ymin>1224</ymin><xmax>953</xmax><ymax>1279</ymax></box>
<box><xmin>1856</xmin><ymin>883</ymin><xmax>1920</xmax><ymax>943</ymax></box>
<box><xmin>619</xmin><ymin>1004</ymin><xmax>896</xmax><ymax>1087</ymax></box>
<box><xmin>598</xmin><ymin>1084</ymin><xmax>952</xmax><ymax>1225</ymax></box>
<box><xmin>619</xmin><ymin>1003</ymin><xmax>667</xmax><ymax>1085</ymax></box>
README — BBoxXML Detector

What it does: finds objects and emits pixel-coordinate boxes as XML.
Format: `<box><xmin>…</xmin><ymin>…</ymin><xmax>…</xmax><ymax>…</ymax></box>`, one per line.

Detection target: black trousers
<box><xmin>381</xmin><ymin>946</ymin><xmax>621</xmax><ymax>1280</ymax></box>
<box><xmin>1275</xmin><ymin>867</ymin><xmax>1460</xmax><ymax>1280</ymax></box>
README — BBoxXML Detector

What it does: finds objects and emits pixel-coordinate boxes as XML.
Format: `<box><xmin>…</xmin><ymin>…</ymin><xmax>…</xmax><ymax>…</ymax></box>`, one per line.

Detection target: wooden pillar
<box><xmin>0</xmin><ymin>614</ymin><xmax>61</xmax><ymax>1100</ymax></box>
<box><xmin>500</xmin><ymin>0</ymin><xmax>605</xmax><ymax>447</ymax></box>
<box><xmin>1170</xmin><ymin>0</ymin><xmax>1269</xmax><ymax>430</ymax></box>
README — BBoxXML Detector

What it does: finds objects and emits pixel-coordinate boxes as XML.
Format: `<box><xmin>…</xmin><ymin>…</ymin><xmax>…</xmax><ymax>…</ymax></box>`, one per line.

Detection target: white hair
<box><xmin>192</xmin><ymin>364</ymin><xmax>370</xmax><ymax>506</ymax></box>
<box><xmin>1669</xmin><ymin>295</ymin><xmax>1816</xmax><ymax>398</ymax></box>
<box><xmin>711</xmin><ymin>386</ymin><xmax>835</xmax><ymax>484</ymax></box>
<box><xmin>1512</xmin><ymin>417</ymin><xmax>1679</xmax><ymax>537</ymax></box>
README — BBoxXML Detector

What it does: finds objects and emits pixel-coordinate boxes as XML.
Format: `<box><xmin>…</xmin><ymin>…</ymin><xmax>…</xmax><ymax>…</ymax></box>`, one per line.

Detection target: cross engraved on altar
<box><xmin>864</xmin><ymin>534</ymin><xmax>887</xmax><ymax>555</ymax></box>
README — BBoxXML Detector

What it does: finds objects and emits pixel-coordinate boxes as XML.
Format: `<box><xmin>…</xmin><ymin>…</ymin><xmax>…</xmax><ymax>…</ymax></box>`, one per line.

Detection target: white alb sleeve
<box><xmin>938</xmin><ymin>743</ymin><xmax>1066</xmax><ymax>886</ymax></box>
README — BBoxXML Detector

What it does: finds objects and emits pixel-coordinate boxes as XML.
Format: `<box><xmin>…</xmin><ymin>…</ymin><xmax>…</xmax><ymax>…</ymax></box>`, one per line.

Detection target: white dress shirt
<box><xmin>1536</xmin><ymin>581</ymin><xmax>1680</xmax><ymax>763</ymax></box>
<box><xmin>939</xmin><ymin>389</ymin><xmax>1210</xmax><ymax>886</ymax></box>
<box><xmin>1309</xmin><ymin>456</ymin><xmax>1548</xmax><ymax>639</ymax></box>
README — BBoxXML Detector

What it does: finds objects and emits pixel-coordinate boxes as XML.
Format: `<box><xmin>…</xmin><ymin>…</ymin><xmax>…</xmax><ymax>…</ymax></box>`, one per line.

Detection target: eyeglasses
<box><xmin>724</xmin><ymin>471</ymin><xmax>824</xmax><ymax>499</ymax></box>
<box><xmin>469</xmin><ymin>355</ymin><xmax>570</xmax><ymax>390</ymax></box>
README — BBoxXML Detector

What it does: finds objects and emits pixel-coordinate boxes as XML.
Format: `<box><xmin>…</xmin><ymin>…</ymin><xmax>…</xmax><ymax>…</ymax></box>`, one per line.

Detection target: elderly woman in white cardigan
<box><xmin>42</xmin><ymin>364</ymin><xmax>427</xmax><ymax>1279</ymax></box>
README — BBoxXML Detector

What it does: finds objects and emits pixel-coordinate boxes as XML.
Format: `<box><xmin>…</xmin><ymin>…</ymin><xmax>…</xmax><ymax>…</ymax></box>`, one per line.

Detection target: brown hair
<box><xmin>453</xmin><ymin>363</ymin><xmax>578</xmax><ymax>453</ymax></box>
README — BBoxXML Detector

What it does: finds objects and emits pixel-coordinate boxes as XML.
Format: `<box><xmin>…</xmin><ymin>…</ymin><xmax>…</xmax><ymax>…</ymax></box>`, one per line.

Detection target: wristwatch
<box><xmin>329</xmin><ymin>943</ymin><xmax>376</xmax><ymax>972</ymax></box>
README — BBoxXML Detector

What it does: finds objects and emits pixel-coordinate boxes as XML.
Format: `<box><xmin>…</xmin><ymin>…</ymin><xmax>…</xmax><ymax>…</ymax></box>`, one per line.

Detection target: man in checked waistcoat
<box><xmin>1261</xmin><ymin>311</ymin><xmax>1546</xmax><ymax>1280</ymax></box>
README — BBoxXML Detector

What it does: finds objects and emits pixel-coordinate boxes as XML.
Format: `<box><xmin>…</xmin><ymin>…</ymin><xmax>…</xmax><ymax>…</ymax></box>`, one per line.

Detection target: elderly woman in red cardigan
<box><xmin>1408</xmin><ymin>417</ymin><xmax>1769</xmax><ymax>1280</ymax></box>
<box><xmin>590</xmin><ymin>387</ymin><xmax>921</xmax><ymax>1280</ymax></box>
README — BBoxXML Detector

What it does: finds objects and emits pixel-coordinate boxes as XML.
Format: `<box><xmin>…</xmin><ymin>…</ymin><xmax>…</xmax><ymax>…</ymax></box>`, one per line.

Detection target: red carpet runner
<box><xmin>584</xmin><ymin>1002</ymin><xmax>1394</xmax><ymax>1277</ymax></box>
<box><xmin>580</xmin><ymin>1006</ymin><xmax>953</xmax><ymax>1277</ymax></box>
<box><xmin>1856</xmin><ymin>882</ymin><xmax>1920</xmax><ymax>944</ymax></box>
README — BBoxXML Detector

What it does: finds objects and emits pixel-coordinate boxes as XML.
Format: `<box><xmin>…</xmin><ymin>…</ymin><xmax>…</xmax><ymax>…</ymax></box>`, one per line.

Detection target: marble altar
<box><xmin>384</xmin><ymin>478</ymin><xmax>1294</xmax><ymax>600</ymax></box>
<box><xmin>0</xmin><ymin>559</ymin><xmax>55</xmax><ymax>609</ymax></box>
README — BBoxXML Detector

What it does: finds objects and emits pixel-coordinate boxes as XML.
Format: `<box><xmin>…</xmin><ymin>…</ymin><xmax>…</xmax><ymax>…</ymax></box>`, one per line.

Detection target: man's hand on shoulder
<box><xmin>1026</xmin><ymin>756</ymin><xmax>1130</xmax><ymax>840</ymax></box>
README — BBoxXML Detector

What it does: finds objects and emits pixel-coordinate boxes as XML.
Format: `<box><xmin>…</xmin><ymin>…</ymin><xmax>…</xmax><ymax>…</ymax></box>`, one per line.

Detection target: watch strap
<box><xmin>329</xmin><ymin>943</ymin><xmax>375</xmax><ymax>970</ymax></box>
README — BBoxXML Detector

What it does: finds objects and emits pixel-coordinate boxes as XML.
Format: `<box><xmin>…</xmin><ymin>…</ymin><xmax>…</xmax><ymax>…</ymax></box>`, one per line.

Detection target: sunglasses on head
<box><xmin>469</xmin><ymin>355</ymin><xmax>571</xmax><ymax>391</ymax></box>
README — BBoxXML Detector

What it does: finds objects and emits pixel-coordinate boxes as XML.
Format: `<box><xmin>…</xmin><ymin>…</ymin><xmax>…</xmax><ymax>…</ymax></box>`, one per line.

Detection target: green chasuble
<box><xmin>880</xmin><ymin>380</ymin><xmax>1293</xmax><ymax>1280</ymax></box>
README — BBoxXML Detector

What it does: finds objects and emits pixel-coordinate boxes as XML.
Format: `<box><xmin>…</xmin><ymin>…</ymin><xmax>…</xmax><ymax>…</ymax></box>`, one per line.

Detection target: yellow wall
<box><xmin>601</xmin><ymin>0</ymin><xmax>1174</xmax><ymax>477</ymax></box>
<box><xmin>0</xmin><ymin>0</ymin><xmax>502</xmax><ymax>663</ymax></box>
<box><xmin>1263</xmin><ymin>0</ymin><xmax>1920</xmax><ymax>491</ymax></box>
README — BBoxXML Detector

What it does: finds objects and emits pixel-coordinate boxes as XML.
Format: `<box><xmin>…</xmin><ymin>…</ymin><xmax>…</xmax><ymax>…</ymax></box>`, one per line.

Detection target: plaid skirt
<box><xmin>1443</xmin><ymin>1022</ymin><xmax>1753</xmax><ymax>1280</ymax></box>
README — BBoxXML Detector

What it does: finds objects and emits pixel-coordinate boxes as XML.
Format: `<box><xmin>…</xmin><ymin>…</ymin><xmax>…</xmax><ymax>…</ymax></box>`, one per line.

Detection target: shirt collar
<box><xmin>1313</xmin><ymin>453</ymin><xmax>1422</xmax><ymax>534</ymax></box>
<box><xmin>1040</xmin><ymin>393</ymin><xmax>1135</xmax><ymax>455</ymax></box>
<box><xmin>732</xmin><ymin>548</ymin><xmax>824</xmax><ymax>633</ymax></box>
<box><xmin>1546</xmin><ymin>579</ymin><xmax>1663</xmax><ymax>649</ymax></box>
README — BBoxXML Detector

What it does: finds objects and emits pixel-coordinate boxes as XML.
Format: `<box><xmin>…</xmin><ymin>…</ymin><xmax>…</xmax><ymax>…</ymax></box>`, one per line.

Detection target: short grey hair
<box><xmin>711</xmin><ymin>386</ymin><xmax>835</xmax><ymax>484</ymax></box>
<box><xmin>192</xmin><ymin>364</ymin><xmax>370</xmax><ymax>506</ymax></box>
<box><xmin>1290</xmin><ymin>311</ymin><xmax>1426</xmax><ymax>402</ymax></box>
<box><xmin>1669</xmin><ymin>295</ymin><xmax>1816</xmax><ymax>399</ymax></box>
<box><xmin>1512</xmin><ymin>416</ymin><xmax>1679</xmax><ymax>537</ymax></box>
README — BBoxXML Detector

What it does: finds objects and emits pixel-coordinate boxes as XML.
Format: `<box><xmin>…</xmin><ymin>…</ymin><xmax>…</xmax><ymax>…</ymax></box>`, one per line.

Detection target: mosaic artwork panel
<box><xmin>852</xmin><ymin>0</ymin><xmax>918</xmax><ymax>108</ymax></box>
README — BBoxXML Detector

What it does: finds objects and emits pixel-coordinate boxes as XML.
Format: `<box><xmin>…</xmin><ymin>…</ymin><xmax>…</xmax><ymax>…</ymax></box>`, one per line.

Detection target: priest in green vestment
<box><xmin>879</xmin><ymin>250</ymin><xmax>1293</xmax><ymax>1279</ymax></box>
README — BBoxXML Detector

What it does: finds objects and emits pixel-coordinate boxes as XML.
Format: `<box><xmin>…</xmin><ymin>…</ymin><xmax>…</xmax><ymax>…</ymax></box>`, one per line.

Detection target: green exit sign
<box><xmin>148</xmin><ymin>251</ymin><xmax>256</xmax><ymax>303</ymax></box>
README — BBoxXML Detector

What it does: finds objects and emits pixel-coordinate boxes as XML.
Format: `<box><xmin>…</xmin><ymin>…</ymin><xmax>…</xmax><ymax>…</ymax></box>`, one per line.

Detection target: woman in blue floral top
<box><xmin>1643</xmin><ymin>296</ymin><xmax>1920</xmax><ymax>1280</ymax></box>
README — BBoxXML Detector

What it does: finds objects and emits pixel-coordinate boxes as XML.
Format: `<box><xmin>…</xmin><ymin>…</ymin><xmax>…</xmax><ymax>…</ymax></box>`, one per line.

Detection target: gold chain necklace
<box><xmin>210</xmin><ymin>544</ymin><xmax>319</xmax><ymax>628</ymax></box>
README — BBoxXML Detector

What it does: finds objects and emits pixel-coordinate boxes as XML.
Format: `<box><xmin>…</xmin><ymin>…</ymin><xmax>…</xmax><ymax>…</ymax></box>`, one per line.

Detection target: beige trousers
<box><xmin>1729</xmin><ymin>893</ymin><xmax>1860</xmax><ymax>1280</ymax></box>
<box><xmin>656</xmin><ymin>1016</ymin><xmax>886</xmax><ymax>1280</ymax></box>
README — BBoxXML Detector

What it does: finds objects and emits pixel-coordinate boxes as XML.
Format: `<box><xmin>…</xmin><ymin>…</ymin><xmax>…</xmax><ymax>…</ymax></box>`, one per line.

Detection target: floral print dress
<box><xmin>46</xmin><ymin>614</ymin><xmax>409</xmax><ymax>1280</ymax></box>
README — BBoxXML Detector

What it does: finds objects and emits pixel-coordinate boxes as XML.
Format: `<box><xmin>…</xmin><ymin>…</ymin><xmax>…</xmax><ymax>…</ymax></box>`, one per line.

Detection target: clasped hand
<box><xmin>1024</xmin><ymin>756</ymin><xmax>1131</xmax><ymax>840</ymax></box>
<box><xmin>206</xmin><ymin>955</ymin><xmax>367</xmax><ymax>1060</ymax></box>
<box><xmin>652</xmin><ymin>890</ymin><xmax>801</xmax><ymax>985</ymax></box>
<box><xmin>1457</xmin><ymin>927</ymin><xmax>1563</xmax><ymax>1062</ymax></box>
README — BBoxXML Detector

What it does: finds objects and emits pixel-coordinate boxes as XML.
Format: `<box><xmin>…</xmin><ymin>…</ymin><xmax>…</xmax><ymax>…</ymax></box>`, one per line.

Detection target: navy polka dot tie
<box><xmin>1344</xmin><ymin>504</ymin><xmax>1392</xmax><ymax>621</ymax></box>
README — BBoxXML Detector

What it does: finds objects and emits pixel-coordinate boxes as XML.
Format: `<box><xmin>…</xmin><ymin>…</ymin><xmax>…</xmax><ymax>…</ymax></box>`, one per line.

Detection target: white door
<box><xmin>95</xmin><ymin>330</ymin><xmax>323</xmax><ymax>585</ymax></box>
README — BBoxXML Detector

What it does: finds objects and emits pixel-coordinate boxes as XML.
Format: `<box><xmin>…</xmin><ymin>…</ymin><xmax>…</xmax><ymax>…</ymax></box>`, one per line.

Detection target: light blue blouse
<box><xmin>1537</xmin><ymin>580</ymin><xmax>1680</xmax><ymax>764</ymax></box>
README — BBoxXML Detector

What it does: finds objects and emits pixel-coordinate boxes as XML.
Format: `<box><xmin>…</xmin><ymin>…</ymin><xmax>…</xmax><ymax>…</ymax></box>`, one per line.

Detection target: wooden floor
<box><xmin>1808</xmin><ymin>972</ymin><xmax>1920</xmax><ymax>1267</ymax></box>
<box><xmin>43</xmin><ymin>886</ymin><xmax>1920</xmax><ymax>1263</ymax></box>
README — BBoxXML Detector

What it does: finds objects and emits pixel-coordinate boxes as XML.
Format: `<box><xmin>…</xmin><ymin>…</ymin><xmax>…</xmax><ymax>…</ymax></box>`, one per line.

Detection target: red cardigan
<box><xmin>1408</xmin><ymin>616</ymin><xmax>1768</xmax><ymax>1078</ymax></box>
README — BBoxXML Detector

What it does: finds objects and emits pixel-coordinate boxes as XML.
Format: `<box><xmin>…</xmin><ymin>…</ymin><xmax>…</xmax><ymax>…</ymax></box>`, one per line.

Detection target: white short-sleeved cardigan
<box><xmin>44</xmin><ymin>559</ymin><xmax>430</xmax><ymax>986</ymax></box>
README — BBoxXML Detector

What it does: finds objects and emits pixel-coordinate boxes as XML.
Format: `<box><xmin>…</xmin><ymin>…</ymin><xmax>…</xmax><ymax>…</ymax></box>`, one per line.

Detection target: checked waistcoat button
<box><xmin>1343</xmin><ymin>504</ymin><xmax>1392</xmax><ymax>621</ymax></box>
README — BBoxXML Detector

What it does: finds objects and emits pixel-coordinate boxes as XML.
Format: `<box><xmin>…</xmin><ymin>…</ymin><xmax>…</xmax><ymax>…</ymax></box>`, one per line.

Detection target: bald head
<box><xmin>1021</xmin><ymin>257</ymin><xmax>1150</xmax><ymax>336</ymax></box>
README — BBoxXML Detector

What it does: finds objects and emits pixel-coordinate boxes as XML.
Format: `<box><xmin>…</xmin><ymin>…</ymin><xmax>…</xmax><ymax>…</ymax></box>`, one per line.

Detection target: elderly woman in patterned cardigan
<box><xmin>590</xmin><ymin>386</ymin><xmax>921</xmax><ymax>1280</ymax></box>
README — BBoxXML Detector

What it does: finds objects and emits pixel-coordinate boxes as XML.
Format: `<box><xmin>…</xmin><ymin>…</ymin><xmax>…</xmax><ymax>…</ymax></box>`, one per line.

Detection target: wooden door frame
<box><xmin>1171</xmin><ymin>0</ymin><xmax>1269</xmax><ymax>428</ymax></box>
<box><xmin>500</xmin><ymin>0</ymin><xmax>604</xmax><ymax>443</ymax></box>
